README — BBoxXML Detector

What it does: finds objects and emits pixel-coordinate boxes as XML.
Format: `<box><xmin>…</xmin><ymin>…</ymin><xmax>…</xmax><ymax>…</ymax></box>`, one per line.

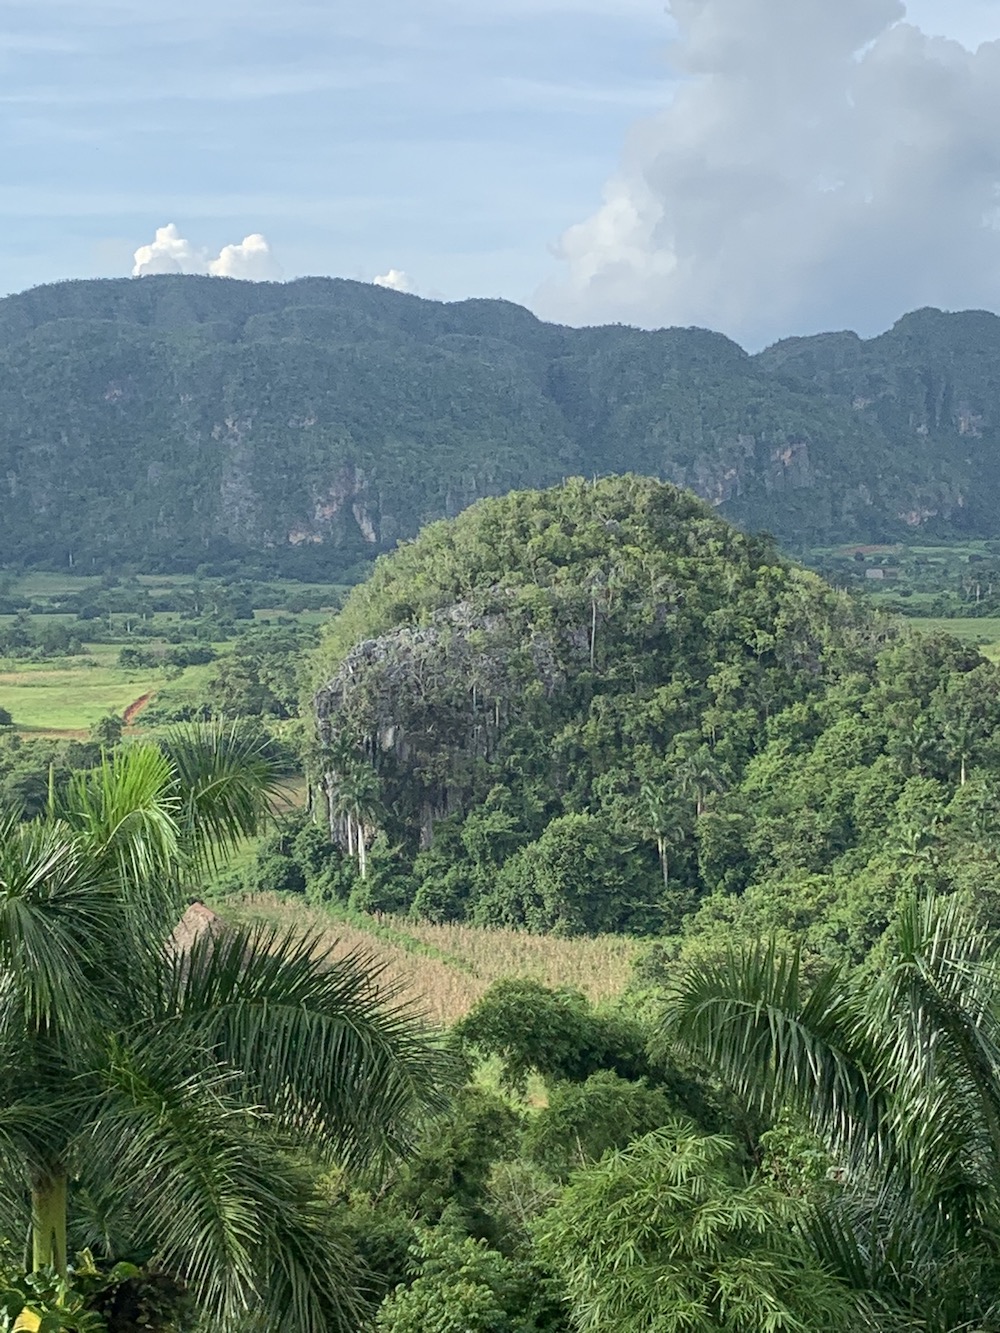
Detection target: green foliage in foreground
<box><xmin>665</xmin><ymin>895</ymin><xmax>1000</xmax><ymax>1330</ymax></box>
<box><xmin>7</xmin><ymin>880</ymin><xmax>998</xmax><ymax>1333</ymax></box>
<box><xmin>0</xmin><ymin>726</ymin><xmax>443</xmax><ymax>1333</ymax></box>
<box><xmin>340</xmin><ymin>898</ymin><xmax>1000</xmax><ymax>1332</ymax></box>
<box><xmin>535</xmin><ymin>1126</ymin><xmax>856</xmax><ymax>1333</ymax></box>
<box><xmin>375</xmin><ymin>1228</ymin><xmax>543</xmax><ymax>1333</ymax></box>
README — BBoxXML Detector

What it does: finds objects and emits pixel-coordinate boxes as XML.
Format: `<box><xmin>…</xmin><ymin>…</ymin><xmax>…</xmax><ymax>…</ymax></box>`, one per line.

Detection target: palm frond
<box><xmin>0</xmin><ymin>815</ymin><xmax>118</xmax><ymax>1031</ymax></box>
<box><xmin>241</xmin><ymin>1171</ymin><xmax>370</xmax><ymax>1333</ymax></box>
<box><xmin>80</xmin><ymin>1036</ymin><xmax>268</xmax><ymax>1323</ymax></box>
<box><xmin>807</xmin><ymin>1189</ymin><xmax>1000</xmax><ymax>1332</ymax></box>
<box><xmin>57</xmin><ymin>748</ymin><xmax>185</xmax><ymax>951</ymax></box>
<box><xmin>662</xmin><ymin>940</ymin><xmax>886</xmax><ymax>1170</ymax></box>
<box><xmin>152</xmin><ymin>921</ymin><xmax>449</xmax><ymax>1167</ymax></box>
<box><xmin>160</xmin><ymin>723</ymin><xmax>283</xmax><ymax>875</ymax></box>
<box><xmin>865</xmin><ymin>898</ymin><xmax>1000</xmax><ymax>1229</ymax></box>
<box><xmin>80</xmin><ymin>1035</ymin><xmax>369</xmax><ymax>1333</ymax></box>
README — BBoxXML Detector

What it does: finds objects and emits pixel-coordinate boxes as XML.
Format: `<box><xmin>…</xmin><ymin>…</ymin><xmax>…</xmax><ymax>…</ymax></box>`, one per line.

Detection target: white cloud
<box><xmin>537</xmin><ymin>0</ymin><xmax>1000</xmax><ymax>347</ymax></box>
<box><xmin>131</xmin><ymin>223</ymin><xmax>206</xmax><ymax>276</ymax></box>
<box><xmin>373</xmin><ymin>267</ymin><xmax>415</xmax><ymax>292</ymax></box>
<box><xmin>132</xmin><ymin>224</ymin><xmax>281</xmax><ymax>279</ymax></box>
<box><xmin>208</xmin><ymin>232</ymin><xmax>281</xmax><ymax>279</ymax></box>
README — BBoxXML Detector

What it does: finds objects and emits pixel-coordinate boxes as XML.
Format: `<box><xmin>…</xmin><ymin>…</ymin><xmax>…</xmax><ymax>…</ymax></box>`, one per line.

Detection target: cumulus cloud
<box><xmin>373</xmin><ymin>267</ymin><xmax>416</xmax><ymax>293</ymax></box>
<box><xmin>208</xmin><ymin>233</ymin><xmax>279</xmax><ymax>279</ymax></box>
<box><xmin>132</xmin><ymin>224</ymin><xmax>281</xmax><ymax>279</ymax></box>
<box><xmin>537</xmin><ymin>0</ymin><xmax>1000</xmax><ymax>348</ymax></box>
<box><xmin>131</xmin><ymin>224</ymin><xmax>205</xmax><ymax>276</ymax></box>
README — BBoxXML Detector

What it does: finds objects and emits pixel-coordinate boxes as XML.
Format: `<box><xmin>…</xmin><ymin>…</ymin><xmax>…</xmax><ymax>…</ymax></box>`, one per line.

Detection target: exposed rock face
<box><xmin>315</xmin><ymin>598</ymin><xmax>564</xmax><ymax>846</ymax></box>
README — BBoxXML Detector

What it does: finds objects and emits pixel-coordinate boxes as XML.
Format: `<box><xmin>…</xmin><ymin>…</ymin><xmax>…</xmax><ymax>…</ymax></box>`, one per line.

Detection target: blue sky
<box><xmin>3</xmin><ymin>0</ymin><xmax>1000</xmax><ymax>345</ymax></box>
<box><xmin>3</xmin><ymin>0</ymin><xmax>671</xmax><ymax>301</ymax></box>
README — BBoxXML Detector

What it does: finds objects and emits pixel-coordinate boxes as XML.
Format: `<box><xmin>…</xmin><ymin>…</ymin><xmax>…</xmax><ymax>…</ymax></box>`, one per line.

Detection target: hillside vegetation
<box><xmin>305</xmin><ymin>476</ymin><xmax>1000</xmax><ymax>960</ymax></box>
<box><xmin>3</xmin><ymin>276</ymin><xmax>1000</xmax><ymax>572</ymax></box>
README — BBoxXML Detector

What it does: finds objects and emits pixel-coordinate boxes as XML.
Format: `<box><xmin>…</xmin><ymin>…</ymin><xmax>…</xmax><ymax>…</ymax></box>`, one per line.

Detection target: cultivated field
<box><xmin>223</xmin><ymin>893</ymin><xmax>641</xmax><ymax>1027</ymax></box>
<box><xmin>0</xmin><ymin>651</ymin><xmax>217</xmax><ymax>736</ymax></box>
<box><xmin>0</xmin><ymin>570</ymin><xmax>344</xmax><ymax>735</ymax></box>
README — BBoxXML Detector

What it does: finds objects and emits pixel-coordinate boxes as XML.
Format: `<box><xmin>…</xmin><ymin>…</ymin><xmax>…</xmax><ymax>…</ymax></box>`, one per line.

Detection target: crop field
<box><xmin>223</xmin><ymin>893</ymin><xmax>641</xmax><ymax>1027</ymax></box>
<box><xmin>0</xmin><ymin>568</ymin><xmax>348</xmax><ymax>734</ymax></box>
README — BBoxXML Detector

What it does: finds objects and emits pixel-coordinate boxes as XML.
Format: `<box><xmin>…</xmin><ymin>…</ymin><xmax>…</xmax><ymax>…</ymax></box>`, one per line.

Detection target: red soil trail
<box><xmin>123</xmin><ymin>692</ymin><xmax>154</xmax><ymax>726</ymax></box>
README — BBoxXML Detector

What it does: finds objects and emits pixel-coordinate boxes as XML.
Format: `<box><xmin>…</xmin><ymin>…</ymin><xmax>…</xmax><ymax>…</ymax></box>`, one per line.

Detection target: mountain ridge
<box><xmin>2</xmin><ymin>275</ymin><xmax>998</xmax><ymax>572</ymax></box>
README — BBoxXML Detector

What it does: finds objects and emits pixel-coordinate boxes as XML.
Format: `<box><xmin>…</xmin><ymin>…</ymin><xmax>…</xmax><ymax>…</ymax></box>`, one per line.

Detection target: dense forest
<box><xmin>3</xmin><ymin>276</ymin><xmax>1000</xmax><ymax>573</ymax></box>
<box><xmin>305</xmin><ymin>475</ymin><xmax>1000</xmax><ymax>965</ymax></box>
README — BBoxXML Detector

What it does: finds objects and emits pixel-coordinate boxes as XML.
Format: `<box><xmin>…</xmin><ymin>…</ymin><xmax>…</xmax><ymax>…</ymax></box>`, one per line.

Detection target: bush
<box><xmin>478</xmin><ymin>814</ymin><xmax>662</xmax><ymax>936</ymax></box>
<box><xmin>454</xmin><ymin>979</ymin><xmax>650</xmax><ymax>1090</ymax></box>
<box><xmin>393</xmin><ymin>1087</ymin><xmax>523</xmax><ymax>1235</ymax></box>
<box><xmin>375</xmin><ymin>1227</ymin><xmax>541</xmax><ymax>1333</ymax></box>
<box><xmin>523</xmin><ymin>1071</ymin><xmax>676</xmax><ymax>1179</ymax></box>
<box><xmin>162</xmin><ymin>644</ymin><xmax>217</xmax><ymax>667</ymax></box>
<box><xmin>249</xmin><ymin>852</ymin><xmax>306</xmax><ymax>896</ymax></box>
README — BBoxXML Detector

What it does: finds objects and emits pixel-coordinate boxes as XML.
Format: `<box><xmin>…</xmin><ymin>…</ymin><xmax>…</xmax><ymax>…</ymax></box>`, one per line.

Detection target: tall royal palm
<box><xmin>0</xmin><ymin>724</ymin><xmax>443</xmax><ymax>1332</ymax></box>
<box><xmin>662</xmin><ymin>896</ymin><xmax>1000</xmax><ymax>1330</ymax></box>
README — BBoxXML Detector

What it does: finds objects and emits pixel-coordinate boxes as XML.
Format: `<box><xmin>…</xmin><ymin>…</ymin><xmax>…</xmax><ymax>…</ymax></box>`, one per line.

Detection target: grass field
<box><xmin>906</xmin><ymin>617</ymin><xmax>1000</xmax><ymax>661</ymax></box>
<box><xmin>222</xmin><ymin>893</ymin><xmax>641</xmax><ymax>1027</ymax></box>
<box><xmin>0</xmin><ymin>659</ymin><xmax>161</xmax><ymax>733</ymax></box>
<box><xmin>0</xmin><ymin>648</ymin><xmax>224</xmax><ymax>735</ymax></box>
<box><xmin>0</xmin><ymin>568</ymin><xmax>345</xmax><ymax>733</ymax></box>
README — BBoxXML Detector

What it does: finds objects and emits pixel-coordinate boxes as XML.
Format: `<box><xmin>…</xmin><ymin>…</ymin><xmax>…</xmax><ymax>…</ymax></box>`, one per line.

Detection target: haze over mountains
<box><xmin>3</xmin><ymin>275</ymin><xmax>999</xmax><ymax>573</ymax></box>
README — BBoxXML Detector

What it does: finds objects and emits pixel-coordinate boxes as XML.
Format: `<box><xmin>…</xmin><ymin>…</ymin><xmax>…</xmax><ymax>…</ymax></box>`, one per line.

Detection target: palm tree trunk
<box><xmin>31</xmin><ymin>1170</ymin><xmax>67</xmax><ymax>1274</ymax></box>
<box><xmin>657</xmin><ymin>836</ymin><xmax>669</xmax><ymax>887</ymax></box>
<box><xmin>357</xmin><ymin>826</ymin><xmax>368</xmax><ymax>880</ymax></box>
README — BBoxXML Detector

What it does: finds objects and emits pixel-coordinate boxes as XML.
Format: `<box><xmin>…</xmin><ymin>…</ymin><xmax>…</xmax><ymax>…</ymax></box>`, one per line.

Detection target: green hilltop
<box><xmin>308</xmin><ymin>476</ymin><xmax>1000</xmax><ymax>957</ymax></box>
<box><xmin>2</xmin><ymin>275</ymin><xmax>1000</xmax><ymax>573</ymax></box>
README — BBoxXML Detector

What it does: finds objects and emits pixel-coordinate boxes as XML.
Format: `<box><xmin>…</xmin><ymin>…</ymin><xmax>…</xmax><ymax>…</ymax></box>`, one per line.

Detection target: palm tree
<box><xmin>326</xmin><ymin>764</ymin><xmax>383</xmax><ymax>880</ymax></box>
<box><xmin>673</xmin><ymin>746</ymin><xmax>725</xmax><ymax>818</ymax></box>
<box><xmin>0</xmin><ymin>724</ymin><xmax>443</xmax><ymax>1332</ymax></box>
<box><xmin>661</xmin><ymin>896</ymin><xmax>1000</xmax><ymax>1329</ymax></box>
<box><xmin>637</xmin><ymin>781</ymin><xmax>686</xmax><ymax>887</ymax></box>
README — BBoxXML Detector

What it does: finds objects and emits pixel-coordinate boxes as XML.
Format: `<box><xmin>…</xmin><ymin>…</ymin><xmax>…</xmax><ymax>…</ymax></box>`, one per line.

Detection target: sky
<box><xmin>3</xmin><ymin>0</ymin><xmax>1000</xmax><ymax>347</ymax></box>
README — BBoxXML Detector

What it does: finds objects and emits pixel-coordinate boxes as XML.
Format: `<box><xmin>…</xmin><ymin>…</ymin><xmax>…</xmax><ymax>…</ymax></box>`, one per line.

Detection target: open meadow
<box><xmin>905</xmin><ymin>616</ymin><xmax>1000</xmax><ymax>661</ymax></box>
<box><xmin>0</xmin><ymin>652</ymin><xmax>160</xmax><ymax>734</ymax></box>
<box><xmin>223</xmin><ymin>893</ymin><xmax>641</xmax><ymax>1026</ymax></box>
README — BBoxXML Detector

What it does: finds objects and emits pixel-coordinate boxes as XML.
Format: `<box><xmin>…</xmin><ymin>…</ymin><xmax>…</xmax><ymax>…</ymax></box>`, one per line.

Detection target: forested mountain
<box><xmin>309</xmin><ymin>477</ymin><xmax>1000</xmax><ymax>953</ymax></box>
<box><xmin>2</xmin><ymin>274</ymin><xmax>1000</xmax><ymax>572</ymax></box>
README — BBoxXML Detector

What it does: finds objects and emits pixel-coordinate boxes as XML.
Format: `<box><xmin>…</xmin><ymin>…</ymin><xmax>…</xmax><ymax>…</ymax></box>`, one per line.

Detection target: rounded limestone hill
<box><xmin>310</xmin><ymin>475</ymin><xmax>886</xmax><ymax>935</ymax></box>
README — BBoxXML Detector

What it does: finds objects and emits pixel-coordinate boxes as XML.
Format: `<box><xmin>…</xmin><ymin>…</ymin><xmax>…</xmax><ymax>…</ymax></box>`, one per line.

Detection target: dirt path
<box><xmin>123</xmin><ymin>692</ymin><xmax>154</xmax><ymax>726</ymax></box>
